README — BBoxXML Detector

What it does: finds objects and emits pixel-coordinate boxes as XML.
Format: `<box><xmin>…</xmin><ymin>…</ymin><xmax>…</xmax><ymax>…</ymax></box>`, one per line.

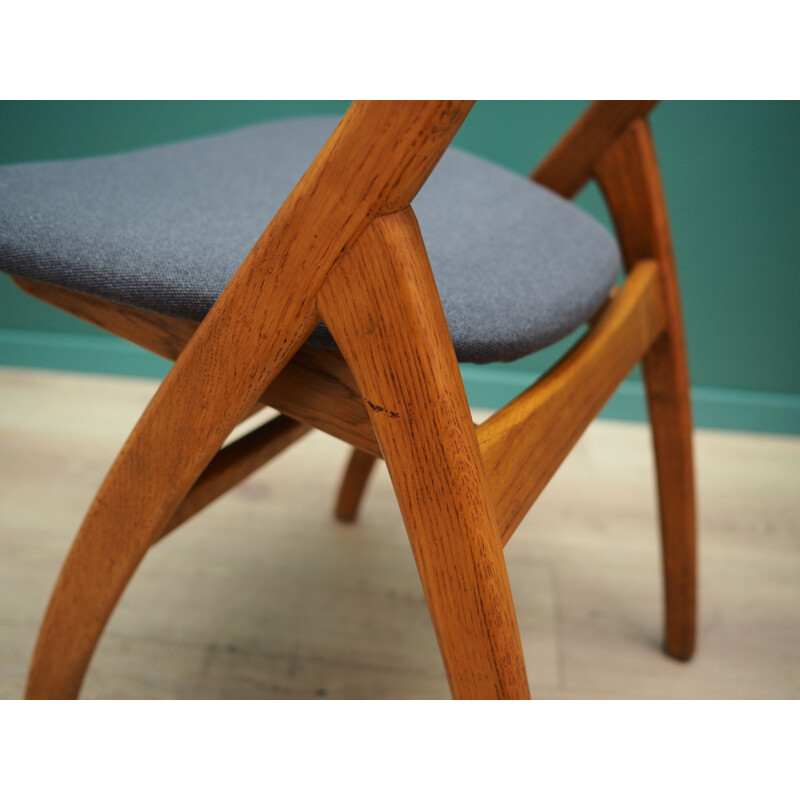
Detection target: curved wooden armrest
<box><xmin>531</xmin><ymin>100</ymin><xmax>658</xmax><ymax>198</ymax></box>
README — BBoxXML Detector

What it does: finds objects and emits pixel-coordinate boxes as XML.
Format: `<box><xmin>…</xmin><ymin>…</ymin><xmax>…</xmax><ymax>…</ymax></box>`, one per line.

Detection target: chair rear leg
<box><xmin>643</xmin><ymin>327</ymin><xmax>696</xmax><ymax>661</ymax></box>
<box><xmin>334</xmin><ymin>448</ymin><xmax>378</xmax><ymax>522</ymax></box>
<box><xmin>320</xmin><ymin>209</ymin><xmax>530</xmax><ymax>699</ymax></box>
<box><xmin>594</xmin><ymin>118</ymin><xmax>697</xmax><ymax>662</ymax></box>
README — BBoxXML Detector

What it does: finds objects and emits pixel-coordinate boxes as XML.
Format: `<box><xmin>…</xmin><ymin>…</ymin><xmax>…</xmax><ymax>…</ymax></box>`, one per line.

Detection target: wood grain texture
<box><xmin>10</xmin><ymin>99</ymin><xmax>697</xmax><ymax>699</ymax></box>
<box><xmin>12</xmin><ymin>277</ymin><xmax>381</xmax><ymax>457</ymax></box>
<box><xmin>24</xmin><ymin>101</ymin><xmax>472</xmax><ymax>698</ymax></box>
<box><xmin>532</xmin><ymin>101</ymin><xmax>657</xmax><ymax>198</ymax></box>
<box><xmin>334</xmin><ymin>449</ymin><xmax>379</xmax><ymax>522</ymax></box>
<box><xmin>594</xmin><ymin>118</ymin><xmax>697</xmax><ymax>660</ymax></box>
<box><xmin>319</xmin><ymin>208</ymin><xmax>530</xmax><ymax>699</ymax></box>
<box><xmin>478</xmin><ymin>259</ymin><xmax>666</xmax><ymax>544</ymax></box>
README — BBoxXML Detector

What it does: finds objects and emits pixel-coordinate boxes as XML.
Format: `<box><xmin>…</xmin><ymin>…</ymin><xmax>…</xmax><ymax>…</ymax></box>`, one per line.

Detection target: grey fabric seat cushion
<box><xmin>0</xmin><ymin>116</ymin><xmax>621</xmax><ymax>364</ymax></box>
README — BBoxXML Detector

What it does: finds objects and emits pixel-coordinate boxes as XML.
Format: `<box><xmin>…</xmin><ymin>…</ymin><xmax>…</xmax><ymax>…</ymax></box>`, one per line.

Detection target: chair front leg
<box><xmin>319</xmin><ymin>208</ymin><xmax>530</xmax><ymax>699</ymax></box>
<box><xmin>26</xmin><ymin>287</ymin><xmax>320</xmax><ymax>699</ymax></box>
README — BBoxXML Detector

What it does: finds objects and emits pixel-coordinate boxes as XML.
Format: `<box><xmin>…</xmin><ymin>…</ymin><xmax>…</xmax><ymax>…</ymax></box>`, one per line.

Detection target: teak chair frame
<box><xmin>12</xmin><ymin>100</ymin><xmax>695</xmax><ymax>700</ymax></box>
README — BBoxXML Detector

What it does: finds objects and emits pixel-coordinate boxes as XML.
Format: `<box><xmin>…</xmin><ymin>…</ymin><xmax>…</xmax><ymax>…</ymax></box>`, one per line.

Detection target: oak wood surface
<box><xmin>531</xmin><ymin>100</ymin><xmax>658</xmax><ymax>198</ymax></box>
<box><xmin>13</xmin><ymin>277</ymin><xmax>381</xmax><ymax>457</ymax></box>
<box><xmin>10</xmin><ymin>100</ymin><xmax>696</xmax><ymax>699</ymax></box>
<box><xmin>594</xmin><ymin>119</ymin><xmax>697</xmax><ymax>660</ymax></box>
<box><xmin>25</xmin><ymin>101</ymin><xmax>473</xmax><ymax>698</ymax></box>
<box><xmin>478</xmin><ymin>259</ymin><xmax>666</xmax><ymax>544</ymax></box>
<box><xmin>319</xmin><ymin>208</ymin><xmax>530</xmax><ymax>699</ymax></box>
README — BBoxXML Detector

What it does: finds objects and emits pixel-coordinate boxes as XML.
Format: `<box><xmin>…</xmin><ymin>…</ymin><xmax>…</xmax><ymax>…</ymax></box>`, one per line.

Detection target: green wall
<box><xmin>1</xmin><ymin>101</ymin><xmax>799</xmax><ymax>433</ymax></box>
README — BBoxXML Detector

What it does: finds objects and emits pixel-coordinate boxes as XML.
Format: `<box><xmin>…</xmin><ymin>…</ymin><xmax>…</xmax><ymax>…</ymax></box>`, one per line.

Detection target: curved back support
<box><xmin>235</xmin><ymin>100</ymin><xmax>474</xmax><ymax>293</ymax></box>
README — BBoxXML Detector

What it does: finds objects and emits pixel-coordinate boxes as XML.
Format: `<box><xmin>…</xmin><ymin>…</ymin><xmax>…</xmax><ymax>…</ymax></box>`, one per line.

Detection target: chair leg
<box><xmin>26</xmin><ymin>456</ymin><xmax>181</xmax><ymax>699</ymax></box>
<box><xmin>24</xmin><ymin>377</ymin><xmax>258</xmax><ymax>698</ymax></box>
<box><xmin>593</xmin><ymin>119</ymin><xmax>697</xmax><ymax>662</ymax></box>
<box><xmin>378</xmin><ymin>423</ymin><xmax>529</xmax><ymax>698</ymax></box>
<box><xmin>26</xmin><ymin>283</ymin><xmax>319</xmax><ymax>698</ymax></box>
<box><xmin>334</xmin><ymin>448</ymin><xmax>378</xmax><ymax>522</ymax></box>
<box><xmin>319</xmin><ymin>209</ymin><xmax>530</xmax><ymax>699</ymax></box>
<box><xmin>643</xmin><ymin>328</ymin><xmax>696</xmax><ymax>661</ymax></box>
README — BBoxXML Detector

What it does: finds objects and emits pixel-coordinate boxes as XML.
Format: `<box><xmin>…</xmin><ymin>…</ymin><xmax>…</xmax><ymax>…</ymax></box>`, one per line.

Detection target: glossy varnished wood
<box><xmin>320</xmin><ymin>209</ymin><xmax>530</xmax><ymax>699</ymax></box>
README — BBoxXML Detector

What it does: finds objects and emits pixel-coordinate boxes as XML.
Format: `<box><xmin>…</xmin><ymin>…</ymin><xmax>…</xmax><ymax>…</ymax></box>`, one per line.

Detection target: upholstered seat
<box><xmin>0</xmin><ymin>116</ymin><xmax>621</xmax><ymax>364</ymax></box>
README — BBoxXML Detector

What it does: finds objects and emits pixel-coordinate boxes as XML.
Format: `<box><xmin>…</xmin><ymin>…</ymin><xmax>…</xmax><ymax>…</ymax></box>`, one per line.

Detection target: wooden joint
<box><xmin>11</xmin><ymin>277</ymin><xmax>380</xmax><ymax>457</ymax></box>
<box><xmin>531</xmin><ymin>101</ymin><xmax>658</xmax><ymax>198</ymax></box>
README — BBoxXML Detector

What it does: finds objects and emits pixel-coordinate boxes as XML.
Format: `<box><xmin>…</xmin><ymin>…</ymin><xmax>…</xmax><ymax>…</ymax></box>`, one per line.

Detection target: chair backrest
<box><xmin>240</xmin><ymin>100</ymin><xmax>474</xmax><ymax>295</ymax></box>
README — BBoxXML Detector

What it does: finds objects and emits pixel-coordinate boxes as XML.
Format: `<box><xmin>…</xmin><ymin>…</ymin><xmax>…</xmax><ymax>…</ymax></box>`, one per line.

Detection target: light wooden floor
<box><xmin>1</xmin><ymin>367</ymin><xmax>798</xmax><ymax>699</ymax></box>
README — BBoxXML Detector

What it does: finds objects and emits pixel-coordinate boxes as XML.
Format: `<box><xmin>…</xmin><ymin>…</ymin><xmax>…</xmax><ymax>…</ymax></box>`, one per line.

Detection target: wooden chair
<box><xmin>3</xmin><ymin>101</ymin><xmax>695</xmax><ymax>699</ymax></box>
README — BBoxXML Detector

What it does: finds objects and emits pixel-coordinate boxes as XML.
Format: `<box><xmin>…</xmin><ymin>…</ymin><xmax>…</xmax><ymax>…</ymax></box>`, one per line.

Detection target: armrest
<box><xmin>531</xmin><ymin>101</ymin><xmax>657</xmax><ymax>198</ymax></box>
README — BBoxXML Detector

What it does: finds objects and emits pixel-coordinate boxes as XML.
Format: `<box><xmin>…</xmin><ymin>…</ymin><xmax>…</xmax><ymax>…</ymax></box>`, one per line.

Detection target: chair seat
<box><xmin>0</xmin><ymin>116</ymin><xmax>621</xmax><ymax>364</ymax></box>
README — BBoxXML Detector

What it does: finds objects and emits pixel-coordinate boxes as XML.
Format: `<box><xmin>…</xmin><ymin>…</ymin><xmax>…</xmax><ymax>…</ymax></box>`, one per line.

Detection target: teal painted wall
<box><xmin>1</xmin><ymin>101</ymin><xmax>799</xmax><ymax>433</ymax></box>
